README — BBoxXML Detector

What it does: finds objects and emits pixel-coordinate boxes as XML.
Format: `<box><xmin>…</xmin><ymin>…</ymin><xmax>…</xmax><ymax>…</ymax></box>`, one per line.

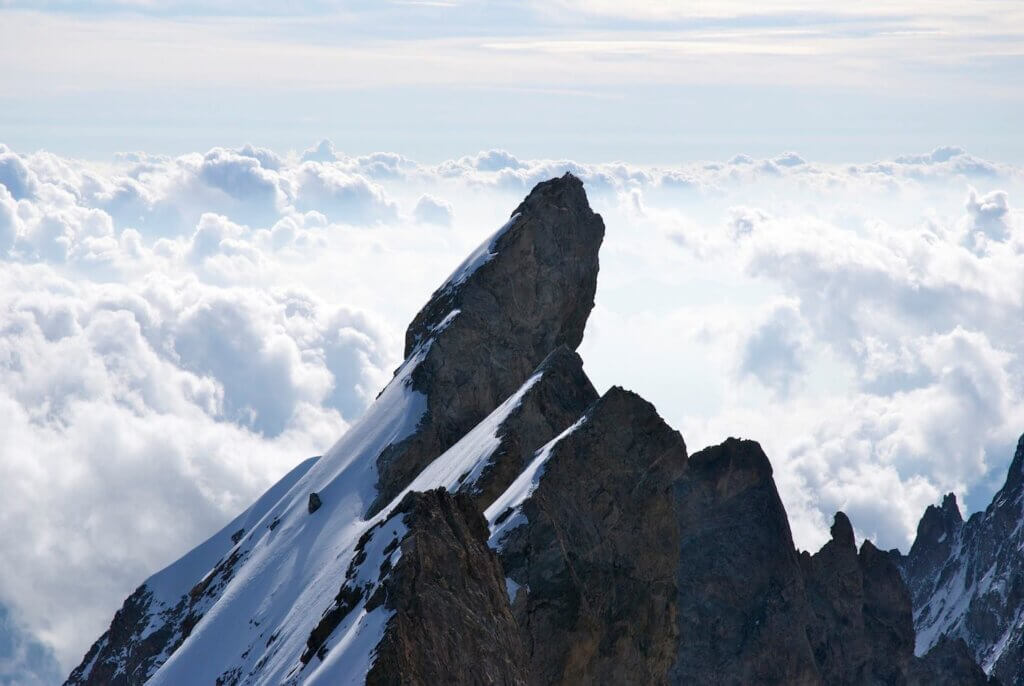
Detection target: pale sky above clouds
<box><xmin>1</xmin><ymin>1</ymin><xmax>1023</xmax><ymax>682</ymax></box>
<box><xmin>1</xmin><ymin>1</ymin><xmax>1022</xmax><ymax>160</ymax></box>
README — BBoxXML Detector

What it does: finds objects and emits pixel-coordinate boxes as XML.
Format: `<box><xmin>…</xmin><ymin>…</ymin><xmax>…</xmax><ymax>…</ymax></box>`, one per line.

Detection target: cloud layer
<box><xmin>1</xmin><ymin>141</ymin><xmax>1022</xmax><ymax>675</ymax></box>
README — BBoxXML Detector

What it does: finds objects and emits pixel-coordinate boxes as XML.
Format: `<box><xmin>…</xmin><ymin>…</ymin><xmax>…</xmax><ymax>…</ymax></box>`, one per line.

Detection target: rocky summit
<box><xmin>68</xmin><ymin>174</ymin><xmax>1008</xmax><ymax>685</ymax></box>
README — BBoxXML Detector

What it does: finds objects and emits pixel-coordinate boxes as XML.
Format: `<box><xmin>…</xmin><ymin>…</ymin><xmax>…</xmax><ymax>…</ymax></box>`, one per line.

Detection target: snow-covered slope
<box><xmin>896</xmin><ymin>437</ymin><xmax>1024</xmax><ymax>685</ymax></box>
<box><xmin>65</xmin><ymin>456</ymin><xmax>318</xmax><ymax>685</ymax></box>
<box><xmin>66</xmin><ymin>173</ymin><xmax>606</xmax><ymax>686</ymax></box>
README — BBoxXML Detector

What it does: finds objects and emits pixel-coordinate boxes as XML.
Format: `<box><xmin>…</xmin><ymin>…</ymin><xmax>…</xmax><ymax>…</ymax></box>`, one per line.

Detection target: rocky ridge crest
<box><xmin>67</xmin><ymin>175</ymin><xmax>999</xmax><ymax>686</ymax></box>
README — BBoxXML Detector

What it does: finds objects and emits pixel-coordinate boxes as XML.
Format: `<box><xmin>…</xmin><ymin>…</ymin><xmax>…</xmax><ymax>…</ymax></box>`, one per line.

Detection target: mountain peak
<box><xmin>997</xmin><ymin>432</ymin><xmax>1024</xmax><ymax>496</ymax></box>
<box><xmin>403</xmin><ymin>171</ymin><xmax>602</xmax><ymax>358</ymax></box>
<box><xmin>509</xmin><ymin>171</ymin><xmax>589</xmax><ymax>222</ymax></box>
<box><xmin>371</xmin><ymin>176</ymin><xmax>604</xmax><ymax>513</ymax></box>
<box><xmin>917</xmin><ymin>492</ymin><xmax>963</xmax><ymax>538</ymax></box>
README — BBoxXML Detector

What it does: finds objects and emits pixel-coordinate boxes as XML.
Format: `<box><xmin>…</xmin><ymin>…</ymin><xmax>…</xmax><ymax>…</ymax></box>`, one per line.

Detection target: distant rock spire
<box><xmin>830</xmin><ymin>511</ymin><xmax>856</xmax><ymax>549</ymax></box>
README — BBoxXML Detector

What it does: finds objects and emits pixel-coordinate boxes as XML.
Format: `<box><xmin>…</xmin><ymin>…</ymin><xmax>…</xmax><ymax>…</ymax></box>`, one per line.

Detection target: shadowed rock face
<box><xmin>499</xmin><ymin>387</ymin><xmax>688</xmax><ymax>686</ymax></box>
<box><xmin>369</xmin><ymin>173</ymin><xmax>605</xmax><ymax>515</ymax></box>
<box><xmin>801</xmin><ymin>513</ymin><xmax>919</xmax><ymax>686</ymax></box>
<box><xmin>367</xmin><ymin>489</ymin><xmax>528</xmax><ymax>686</ymax></box>
<box><xmin>671</xmin><ymin>438</ymin><xmax>820</xmax><ymax>686</ymax></box>
<box><xmin>859</xmin><ymin>540</ymin><xmax>916</xmax><ymax>685</ymax></box>
<box><xmin>459</xmin><ymin>345</ymin><xmax>598</xmax><ymax>510</ymax></box>
<box><xmin>802</xmin><ymin>513</ymin><xmax>872</xmax><ymax>685</ymax></box>
<box><xmin>904</xmin><ymin>493</ymin><xmax>963</xmax><ymax>579</ymax></box>
<box><xmin>908</xmin><ymin>637</ymin><xmax>1000</xmax><ymax>686</ymax></box>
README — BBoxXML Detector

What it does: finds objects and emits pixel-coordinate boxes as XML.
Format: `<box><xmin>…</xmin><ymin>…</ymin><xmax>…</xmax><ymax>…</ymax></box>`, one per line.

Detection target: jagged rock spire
<box><xmin>996</xmin><ymin>432</ymin><xmax>1024</xmax><ymax>496</ymax></box>
<box><xmin>369</xmin><ymin>172</ymin><xmax>604</xmax><ymax>514</ymax></box>
<box><xmin>830</xmin><ymin>511</ymin><xmax>856</xmax><ymax>549</ymax></box>
<box><xmin>404</xmin><ymin>172</ymin><xmax>602</xmax><ymax>357</ymax></box>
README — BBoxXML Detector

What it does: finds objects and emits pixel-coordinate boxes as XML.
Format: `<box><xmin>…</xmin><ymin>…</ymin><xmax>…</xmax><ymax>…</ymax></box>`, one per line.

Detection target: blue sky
<box><xmin>1</xmin><ymin>1</ymin><xmax>1022</xmax><ymax>162</ymax></box>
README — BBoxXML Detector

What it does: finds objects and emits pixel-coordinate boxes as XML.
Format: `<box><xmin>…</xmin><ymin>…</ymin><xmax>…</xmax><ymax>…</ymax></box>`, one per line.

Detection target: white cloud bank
<box><xmin>0</xmin><ymin>140</ymin><xmax>1023</xmax><ymax>675</ymax></box>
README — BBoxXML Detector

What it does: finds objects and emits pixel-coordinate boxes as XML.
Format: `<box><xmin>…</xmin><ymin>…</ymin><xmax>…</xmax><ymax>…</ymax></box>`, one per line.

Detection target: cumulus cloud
<box><xmin>0</xmin><ymin>263</ymin><xmax>392</xmax><ymax>669</ymax></box>
<box><xmin>661</xmin><ymin>164</ymin><xmax>1024</xmax><ymax>549</ymax></box>
<box><xmin>192</xmin><ymin>147</ymin><xmax>287</xmax><ymax>223</ymax></box>
<box><xmin>234</xmin><ymin>143</ymin><xmax>284</xmax><ymax>171</ymax></box>
<box><xmin>344</xmin><ymin>152</ymin><xmax>416</xmax><ymax>180</ymax></box>
<box><xmin>773</xmin><ymin>152</ymin><xmax>806</xmax><ymax>168</ymax></box>
<box><xmin>963</xmin><ymin>188</ymin><xmax>1013</xmax><ymax>252</ymax></box>
<box><xmin>894</xmin><ymin>146</ymin><xmax>967</xmax><ymax>165</ymax></box>
<box><xmin>738</xmin><ymin>302</ymin><xmax>810</xmax><ymax>397</ymax></box>
<box><xmin>290</xmin><ymin>162</ymin><xmax>398</xmax><ymax>224</ymax></box>
<box><xmin>780</xmin><ymin>327</ymin><xmax>1015</xmax><ymax>548</ymax></box>
<box><xmin>0</xmin><ymin>150</ymin><xmax>37</xmax><ymax>200</ymax></box>
<box><xmin>413</xmin><ymin>193</ymin><xmax>454</xmax><ymax>225</ymax></box>
<box><xmin>465</xmin><ymin>149</ymin><xmax>525</xmax><ymax>172</ymax></box>
<box><xmin>300</xmin><ymin>138</ymin><xmax>340</xmax><ymax>163</ymax></box>
<box><xmin>0</xmin><ymin>603</ymin><xmax>61</xmax><ymax>686</ymax></box>
<box><xmin>0</xmin><ymin>185</ymin><xmax>21</xmax><ymax>255</ymax></box>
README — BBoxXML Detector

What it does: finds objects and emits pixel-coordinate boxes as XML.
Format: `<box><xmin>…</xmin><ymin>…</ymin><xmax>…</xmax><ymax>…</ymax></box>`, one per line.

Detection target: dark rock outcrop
<box><xmin>859</xmin><ymin>540</ymin><xmax>916</xmax><ymax>684</ymax></box>
<box><xmin>801</xmin><ymin>512</ymin><xmax>917</xmax><ymax>686</ymax></box>
<box><xmin>367</xmin><ymin>489</ymin><xmax>527</xmax><ymax>686</ymax></box>
<box><xmin>802</xmin><ymin>512</ymin><xmax>875</xmax><ymax>685</ymax></box>
<box><xmin>307</xmin><ymin>492</ymin><xmax>321</xmax><ymax>514</ymax></box>
<box><xmin>368</xmin><ymin>173</ymin><xmax>604</xmax><ymax>515</ymax></box>
<box><xmin>498</xmin><ymin>387</ymin><xmax>688</xmax><ymax>685</ymax></box>
<box><xmin>299</xmin><ymin>489</ymin><xmax>526</xmax><ymax>685</ymax></box>
<box><xmin>896</xmin><ymin>435</ymin><xmax>1024</xmax><ymax>685</ymax></box>
<box><xmin>457</xmin><ymin>345</ymin><xmax>598</xmax><ymax>509</ymax></box>
<box><xmin>63</xmin><ymin>586</ymin><xmax>173</xmax><ymax>686</ymax></box>
<box><xmin>672</xmin><ymin>439</ymin><xmax>819</xmax><ymax>686</ymax></box>
<box><xmin>908</xmin><ymin>637</ymin><xmax>1001</xmax><ymax>686</ymax></box>
<box><xmin>904</xmin><ymin>493</ymin><xmax>962</xmax><ymax>578</ymax></box>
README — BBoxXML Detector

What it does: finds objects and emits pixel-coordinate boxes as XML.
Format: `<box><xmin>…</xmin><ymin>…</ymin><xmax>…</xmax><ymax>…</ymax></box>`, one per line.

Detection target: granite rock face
<box><xmin>369</xmin><ymin>173</ymin><xmax>605</xmax><ymax>515</ymax></box>
<box><xmin>458</xmin><ymin>345</ymin><xmax>598</xmax><ymax>510</ymax></box>
<box><xmin>366</xmin><ymin>489</ymin><xmax>528</xmax><ymax>686</ymax></box>
<box><xmin>671</xmin><ymin>439</ymin><xmax>819</xmax><ymax>686</ymax></box>
<box><xmin>497</xmin><ymin>387</ymin><xmax>688</xmax><ymax>685</ymax></box>
<box><xmin>68</xmin><ymin>175</ymin><xmax>999</xmax><ymax>686</ymax></box>
<box><xmin>895</xmin><ymin>436</ymin><xmax>1024</xmax><ymax>685</ymax></box>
